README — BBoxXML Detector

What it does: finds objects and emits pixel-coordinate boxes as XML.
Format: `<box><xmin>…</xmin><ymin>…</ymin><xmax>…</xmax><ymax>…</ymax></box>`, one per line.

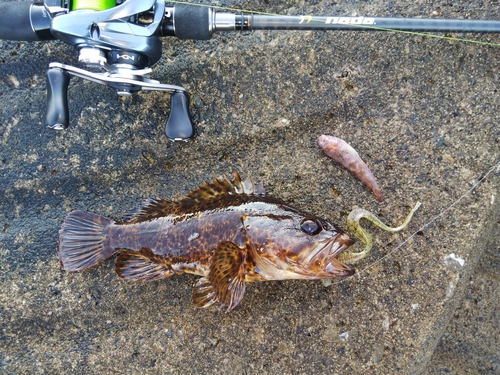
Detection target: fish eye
<box><xmin>300</xmin><ymin>218</ymin><xmax>322</xmax><ymax>235</ymax></box>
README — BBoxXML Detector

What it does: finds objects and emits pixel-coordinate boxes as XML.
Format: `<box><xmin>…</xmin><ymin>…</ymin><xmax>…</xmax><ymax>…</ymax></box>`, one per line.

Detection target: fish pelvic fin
<box><xmin>192</xmin><ymin>277</ymin><xmax>217</xmax><ymax>309</ymax></box>
<box><xmin>192</xmin><ymin>241</ymin><xmax>246</xmax><ymax>313</ymax></box>
<box><xmin>57</xmin><ymin>210</ymin><xmax>115</xmax><ymax>272</ymax></box>
<box><xmin>116</xmin><ymin>248</ymin><xmax>172</xmax><ymax>281</ymax></box>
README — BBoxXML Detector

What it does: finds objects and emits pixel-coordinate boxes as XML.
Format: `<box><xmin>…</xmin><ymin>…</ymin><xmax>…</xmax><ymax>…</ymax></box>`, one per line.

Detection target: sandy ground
<box><xmin>0</xmin><ymin>0</ymin><xmax>499</xmax><ymax>374</ymax></box>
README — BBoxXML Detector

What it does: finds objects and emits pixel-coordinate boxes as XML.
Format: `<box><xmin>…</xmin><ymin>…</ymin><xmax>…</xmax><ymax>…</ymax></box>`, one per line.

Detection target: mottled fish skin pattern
<box><xmin>57</xmin><ymin>173</ymin><xmax>355</xmax><ymax>312</ymax></box>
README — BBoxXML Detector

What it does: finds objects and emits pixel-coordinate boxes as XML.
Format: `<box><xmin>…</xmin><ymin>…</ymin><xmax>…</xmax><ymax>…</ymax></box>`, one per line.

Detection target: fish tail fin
<box><xmin>57</xmin><ymin>210</ymin><xmax>115</xmax><ymax>272</ymax></box>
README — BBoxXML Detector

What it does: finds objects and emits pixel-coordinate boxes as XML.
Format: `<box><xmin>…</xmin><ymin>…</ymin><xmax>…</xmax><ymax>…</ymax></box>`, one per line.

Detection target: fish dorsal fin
<box><xmin>192</xmin><ymin>241</ymin><xmax>247</xmax><ymax>312</ymax></box>
<box><xmin>187</xmin><ymin>172</ymin><xmax>265</xmax><ymax>202</ymax></box>
<box><xmin>122</xmin><ymin>173</ymin><xmax>265</xmax><ymax>224</ymax></box>
<box><xmin>122</xmin><ymin>198</ymin><xmax>174</xmax><ymax>224</ymax></box>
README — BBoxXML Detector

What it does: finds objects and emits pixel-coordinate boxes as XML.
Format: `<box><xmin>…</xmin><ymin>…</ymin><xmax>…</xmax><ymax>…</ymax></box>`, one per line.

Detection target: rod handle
<box><xmin>173</xmin><ymin>4</ymin><xmax>213</xmax><ymax>40</ymax></box>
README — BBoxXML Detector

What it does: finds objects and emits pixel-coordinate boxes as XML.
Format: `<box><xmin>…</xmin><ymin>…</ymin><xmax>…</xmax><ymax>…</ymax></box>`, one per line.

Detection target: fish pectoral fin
<box><xmin>115</xmin><ymin>248</ymin><xmax>171</xmax><ymax>281</ymax></box>
<box><xmin>192</xmin><ymin>241</ymin><xmax>246</xmax><ymax>313</ymax></box>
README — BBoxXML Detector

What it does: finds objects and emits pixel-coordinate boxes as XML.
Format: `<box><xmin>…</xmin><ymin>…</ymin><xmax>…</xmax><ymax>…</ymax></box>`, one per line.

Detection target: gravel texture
<box><xmin>0</xmin><ymin>0</ymin><xmax>499</xmax><ymax>374</ymax></box>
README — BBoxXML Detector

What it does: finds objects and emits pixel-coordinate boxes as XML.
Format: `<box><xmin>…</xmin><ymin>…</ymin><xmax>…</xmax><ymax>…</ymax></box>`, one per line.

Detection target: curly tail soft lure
<box><xmin>338</xmin><ymin>202</ymin><xmax>422</xmax><ymax>264</ymax></box>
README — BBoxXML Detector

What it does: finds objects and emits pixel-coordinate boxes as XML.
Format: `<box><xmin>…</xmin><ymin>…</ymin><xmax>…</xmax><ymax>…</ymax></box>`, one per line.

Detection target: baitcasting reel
<box><xmin>37</xmin><ymin>0</ymin><xmax>199</xmax><ymax>140</ymax></box>
<box><xmin>28</xmin><ymin>0</ymin><xmax>263</xmax><ymax>140</ymax></box>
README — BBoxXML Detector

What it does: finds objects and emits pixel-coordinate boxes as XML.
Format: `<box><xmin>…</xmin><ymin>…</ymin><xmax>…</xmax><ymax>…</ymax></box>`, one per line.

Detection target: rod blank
<box><xmin>229</xmin><ymin>14</ymin><xmax>500</xmax><ymax>33</ymax></box>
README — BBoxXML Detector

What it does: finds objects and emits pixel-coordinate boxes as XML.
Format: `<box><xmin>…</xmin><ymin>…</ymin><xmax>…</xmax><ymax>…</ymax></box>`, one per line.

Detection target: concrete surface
<box><xmin>427</xmin><ymin>233</ymin><xmax>499</xmax><ymax>375</ymax></box>
<box><xmin>0</xmin><ymin>0</ymin><xmax>499</xmax><ymax>374</ymax></box>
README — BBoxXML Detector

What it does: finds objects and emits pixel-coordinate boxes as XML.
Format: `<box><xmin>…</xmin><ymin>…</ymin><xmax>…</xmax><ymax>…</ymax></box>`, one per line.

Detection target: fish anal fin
<box><xmin>193</xmin><ymin>241</ymin><xmax>247</xmax><ymax>312</ymax></box>
<box><xmin>116</xmin><ymin>248</ymin><xmax>171</xmax><ymax>281</ymax></box>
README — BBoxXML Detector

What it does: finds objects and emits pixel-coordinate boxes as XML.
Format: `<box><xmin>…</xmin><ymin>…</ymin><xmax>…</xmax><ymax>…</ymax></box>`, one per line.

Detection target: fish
<box><xmin>318</xmin><ymin>134</ymin><xmax>383</xmax><ymax>201</ymax></box>
<box><xmin>57</xmin><ymin>172</ymin><xmax>356</xmax><ymax>312</ymax></box>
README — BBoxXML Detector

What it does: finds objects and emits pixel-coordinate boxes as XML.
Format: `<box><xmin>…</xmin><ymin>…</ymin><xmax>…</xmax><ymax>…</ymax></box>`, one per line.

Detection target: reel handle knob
<box><xmin>165</xmin><ymin>91</ymin><xmax>194</xmax><ymax>141</ymax></box>
<box><xmin>45</xmin><ymin>68</ymin><xmax>70</xmax><ymax>129</ymax></box>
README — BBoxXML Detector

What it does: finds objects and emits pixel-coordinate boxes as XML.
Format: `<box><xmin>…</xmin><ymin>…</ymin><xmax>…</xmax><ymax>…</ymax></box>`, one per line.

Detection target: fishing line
<box><xmin>168</xmin><ymin>0</ymin><xmax>500</xmax><ymax>47</ymax></box>
<box><xmin>168</xmin><ymin>2</ymin><xmax>499</xmax><ymax>281</ymax></box>
<box><xmin>330</xmin><ymin>158</ymin><xmax>500</xmax><ymax>286</ymax></box>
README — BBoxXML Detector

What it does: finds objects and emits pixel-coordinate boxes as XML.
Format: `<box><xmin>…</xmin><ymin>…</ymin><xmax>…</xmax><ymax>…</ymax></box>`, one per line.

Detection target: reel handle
<box><xmin>165</xmin><ymin>92</ymin><xmax>195</xmax><ymax>141</ymax></box>
<box><xmin>45</xmin><ymin>68</ymin><xmax>70</xmax><ymax>130</ymax></box>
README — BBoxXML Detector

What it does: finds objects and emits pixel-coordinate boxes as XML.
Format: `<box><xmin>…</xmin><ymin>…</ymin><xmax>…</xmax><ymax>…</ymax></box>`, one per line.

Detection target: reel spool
<box><xmin>71</xmin><ymin>0</ymin><xmax>116</xmax><ymax>11</ymax></box>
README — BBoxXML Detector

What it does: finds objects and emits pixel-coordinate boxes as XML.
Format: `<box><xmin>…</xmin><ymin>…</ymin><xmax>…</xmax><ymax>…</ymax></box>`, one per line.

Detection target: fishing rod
<box><xmin>1</xmin><ymin>0</ymin><xmax>500</xmax><ymax>141</ymax></box>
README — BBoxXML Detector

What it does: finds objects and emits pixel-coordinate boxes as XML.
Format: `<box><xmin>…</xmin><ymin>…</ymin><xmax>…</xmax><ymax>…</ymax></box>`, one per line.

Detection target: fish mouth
<box><xmin>302</xmin><ymin>233</ymin><xmax>354</xmax><ymax>265</ymax></box>
<box><xmin>299</xmin><ymin>234</ymin><xmax>355</xmax><ymax>277</ymax></box>
<box><xmin>328</xmin><ymin>233</ymin><xmax>355</xmax><ymax>257</ymax></box>
<box><xmin>325</xmin><ymin>235</ymin><xmax>356</xmax><ymax>277</ymax></box>
<box><xmin>324</xmin><ymin>259</ymin><xmax>354</xmax><ymax>277</ymax></box>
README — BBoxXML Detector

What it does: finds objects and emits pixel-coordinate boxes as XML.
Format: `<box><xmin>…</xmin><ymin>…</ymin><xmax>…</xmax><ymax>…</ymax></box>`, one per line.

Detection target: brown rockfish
<box><xmin>57</xmin><ymin>173</ymin><xmax>420</xmax><ymax>312</ymax></box>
